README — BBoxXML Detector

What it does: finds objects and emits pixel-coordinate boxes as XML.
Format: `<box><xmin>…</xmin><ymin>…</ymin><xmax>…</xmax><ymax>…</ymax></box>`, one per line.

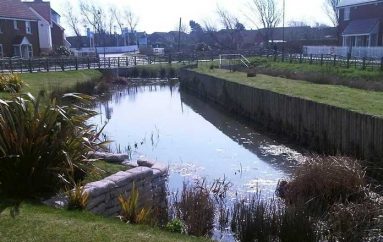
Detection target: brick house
<box><xmin>24</xmin><ymin>0</ymin><xmax>69</xmax><ymax>54</ymax></box>
<box><xmin>338</xmin><ymin>0</ymin><xmax>383</xmax><ymax>47</ymax></box>
<box><xmin>0</xmin><ymin>0</ymin><xmax>40</xmax><ymax>58</ymax></box>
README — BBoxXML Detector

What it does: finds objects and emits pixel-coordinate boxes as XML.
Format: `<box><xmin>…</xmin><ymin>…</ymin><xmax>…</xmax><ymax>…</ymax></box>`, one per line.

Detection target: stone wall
<box><xmin>45</xmin><ymin>160</ymin><xmax>168</xmax><ymax>217</ymax></box>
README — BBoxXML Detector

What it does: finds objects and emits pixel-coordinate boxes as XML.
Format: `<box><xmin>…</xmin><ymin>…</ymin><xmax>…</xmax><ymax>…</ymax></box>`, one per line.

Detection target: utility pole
<box><xmin>178</xmin><ymin>17</ymin><xmax>182</xmax><ymax>53</ymax></box>
<box><xmin>282</xmin><ymin>0</ymin><xmax>286</xmax><ymax>60</ymax></box>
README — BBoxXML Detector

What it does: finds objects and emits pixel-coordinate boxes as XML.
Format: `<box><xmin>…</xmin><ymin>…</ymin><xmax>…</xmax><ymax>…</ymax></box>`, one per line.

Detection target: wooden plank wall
<box><xmin>180</xmin><ymin>69</ymin><xmax>383</xmax><ymax>165</ymax></box>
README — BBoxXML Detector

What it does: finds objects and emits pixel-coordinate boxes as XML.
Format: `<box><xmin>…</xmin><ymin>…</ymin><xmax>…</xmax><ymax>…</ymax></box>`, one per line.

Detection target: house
<box><xmin>338</xmin><ymin>0</ymin><xmax>383</xmax><ymax>47</ymax></box>
<box><xmin>0</xmin><ymin>0</ymin><xmax>40</xmax><ymax>58</ymax></box>
<box><xmin>24</xmin><ymin>0</ymin><xmax>69</xmax><ymax>54</ymax></box>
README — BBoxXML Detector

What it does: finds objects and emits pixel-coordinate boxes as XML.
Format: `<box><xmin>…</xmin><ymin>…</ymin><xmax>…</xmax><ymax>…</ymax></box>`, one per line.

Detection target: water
<box><xmin>91</xmin><ymin>82</ymin><xmax>304</xmax><ymax>197</ymax></box>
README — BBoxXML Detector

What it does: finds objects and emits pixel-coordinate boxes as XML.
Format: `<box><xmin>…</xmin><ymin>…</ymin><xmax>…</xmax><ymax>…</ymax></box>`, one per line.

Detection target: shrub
<box><xmin>159</xmin><ymin>67</ymin><xmax>166</xmax><ymax>79</ymax></box>
<box><xmin>280</xmin><ymin>156</ymin><xmax>366</xmax><ymax>213</ymax></box>
<box><xmin>118</xmin><ymin>183</ymin><xmax>152</xmax><ymax>225</ymax></box>
<box><xmin>67</xmin><ymin>183</ymin><xmax>89</xmax><ymax>211</ymax></box>
<box><xmin>172</xmin><ymin>182</ymin><xmax>215</xmax><ymax>237</ymax></box>
<box><xmin>168</xmin><ymin>67</ymin><xmax>176</xmax><ymax>78</ymax></box>
<box><xmin>165</xmin><ymin>219</ymin><xmax>185</xmax><ymax>234</ymax></box>
<box><xmin>0</xmin><ymin>93</ymin><xmax>105</xmax><ymax>201</ymax></box>
<box><xmin>0</xmin><ymin>74</ymin><xmax>25</xmax><ymax>93</ymax></box>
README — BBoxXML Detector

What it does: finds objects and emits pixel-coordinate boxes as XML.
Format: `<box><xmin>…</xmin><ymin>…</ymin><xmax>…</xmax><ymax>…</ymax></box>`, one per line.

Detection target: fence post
<box><xmin>168</xmin><ymin>55</ymin><xmax>171</xmax><ymax>64</ymax></box>
<box><xmin>46</xmin><ymin>58</ymin><xmax>49</xmax><ymax>72</ymax></box>
<box><xmin>333</xmin><ymin>55</ymin><xmax>337</xmax><ymax>67</ymax></box>
<box><xmin>9</xmin><ymin>58</ymin><xmax>13</xmax><ymax>73</ymax></box>
<box><xmin>134</xmin><ymin>56</ymin><xmax>137</xmax><ymax>66</ymax></box>
<box><xmin>274</xmin><ymin>53</ymin><xmax>277</xmax><ymax>62</ymax></box>
<box><xmin>347</xmin><ymin>55</ymin><xmax>350</xmax><ymax>69</ymax></box>
<box><xmin>320</xmin><ymin>54</ymin><xmax>323</xmax><ymax>65</ymax></box>
<box><xmin>108</xmin><ymin>57</ymin><xmax>111</xmax><ymax>68</ymax></box>
<box><xmin>87</xmin><ymin>57</ymin><xmax>90</xmax><ymax>69</ymax></box>
<box><xmin>299</xmin><ymin>53</ymin><xmax>303</xmax><ymax>63</ymax></box>
<box><xmin>28</xmin><ymin>58</ymin><xmax>32</xmax><ymax>73</ymax></box>
<box><xmin>362</xmin><ymin>57</ymin><xmax>366</xmax><ymax>70</ymax></box>
<box><xmin>75</xmin><ymin>57</ymin><xmax>78</xmax><ymax>70</ymax></box>
<box><xmin>381</xmin><ymin>57</ymin><xmax>383</xmax><ymax>71</ymax></box>
<box><xmin>309</xmin><ymin>54</ymin><xmax>313</xmax><ymax>64</ymax></box>
<box><xmin>118</xmin><ymin>57</ymin><xmax>120</xmax><ymax>67</ymax></box>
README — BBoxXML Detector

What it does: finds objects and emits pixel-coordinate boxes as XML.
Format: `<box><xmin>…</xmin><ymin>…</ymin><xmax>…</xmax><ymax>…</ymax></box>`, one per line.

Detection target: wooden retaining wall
<box><xmin>180</xmin><ymin>69</ymin><xmax>383</xmax><ymax>164</ymax></box>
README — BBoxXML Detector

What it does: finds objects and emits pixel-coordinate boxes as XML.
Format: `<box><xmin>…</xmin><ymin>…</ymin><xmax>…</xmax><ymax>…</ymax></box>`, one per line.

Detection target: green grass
<box><xmin>83</xmin><ymin>160</ymin><xmax>129</xmax><ymax>184</ymax></box>
<box><xmin>0</xmin><ymin>203</ymin><xmax>208</xmax><ymax>242</ymax></box>
<box><xmin>195</xmin><ymin>67</ymin><xmax>383</xmax><ymax>117</ymax></box>
<box><xmin>0</xmin><ymin>70</ymin><xmax>102</xmax><ymax>99</ymax></box>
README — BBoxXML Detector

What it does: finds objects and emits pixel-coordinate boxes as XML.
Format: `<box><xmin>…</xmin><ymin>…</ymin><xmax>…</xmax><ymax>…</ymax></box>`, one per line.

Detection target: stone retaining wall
<box><xmin>45</xmin><ymin>160</ymin><xmax>168</xmax><ymax>217</ymax></box>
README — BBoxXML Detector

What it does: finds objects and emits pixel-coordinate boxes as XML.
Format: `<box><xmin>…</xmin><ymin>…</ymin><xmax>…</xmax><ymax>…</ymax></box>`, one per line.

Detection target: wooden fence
<box><xmin>180</xmin><ymin>69</ymin><xmax>383</xmax><ymax>165</ymax></box>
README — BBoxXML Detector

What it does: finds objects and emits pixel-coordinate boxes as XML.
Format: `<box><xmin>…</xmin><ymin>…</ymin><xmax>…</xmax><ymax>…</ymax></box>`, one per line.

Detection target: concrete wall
<box><xmin>179</xmin><ymin>69</ymin><xmax>383</xmax><ymax>164</ymax></box>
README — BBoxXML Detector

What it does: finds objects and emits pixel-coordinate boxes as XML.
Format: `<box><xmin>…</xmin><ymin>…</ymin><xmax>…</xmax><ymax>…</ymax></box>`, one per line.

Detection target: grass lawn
<box><xmin>0</xmin><ymin>203</ymin><xmax>208</xmax><ymax>242</ymax></box>
<box><xmin>0</xmin><ymin>70</ymin><xmax>102</xmax><ymax>99</ymax></box>
<box><xmin>194</xmin><ymin>67</ymin><xmax>383</xmax><ymax>117</ymax></box>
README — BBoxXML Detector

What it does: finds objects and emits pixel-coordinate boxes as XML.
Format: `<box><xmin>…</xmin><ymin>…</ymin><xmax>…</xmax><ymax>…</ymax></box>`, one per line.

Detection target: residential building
<box><xmin>0</xmin><ymin>0</ymin><xmax>40</xmax><ymax>58</ymax></box>
<box><xmin>338</xmin><ymin>0</ymin><xmax>383</xmax><ymax>47</ymax></box>
<box><xmin>24</xmin><ymin>0</ymin><xmax>69</xmax><ymax>54</ymax></box>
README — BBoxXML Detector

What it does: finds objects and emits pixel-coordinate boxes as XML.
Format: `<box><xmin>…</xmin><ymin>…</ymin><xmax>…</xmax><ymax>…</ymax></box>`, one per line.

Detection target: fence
<box><xmin>0</xmin><ymin>56</ymin><xmax>154</xmax><ymax>73</ymax></box>
<box><xmin>304</xmin><ymin>45</ymin><xmax>383</xmax><ymax>59</ymax></box>
<box><xmin>264</xmin><ymin>52</ymin><xmax>383</xmax><ymax>71</ymax></box>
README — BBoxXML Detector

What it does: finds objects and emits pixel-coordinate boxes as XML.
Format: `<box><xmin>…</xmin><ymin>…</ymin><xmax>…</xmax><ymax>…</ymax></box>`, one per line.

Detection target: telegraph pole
<box><xmin>178</xmin><ymin>18</ymin><xmax>182</xmax><ymax>52</ymax></box>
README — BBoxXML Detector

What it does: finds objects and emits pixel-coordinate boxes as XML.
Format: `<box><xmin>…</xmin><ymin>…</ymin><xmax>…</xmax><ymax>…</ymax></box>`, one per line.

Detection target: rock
<box><xmin>137</xmin><ymin>159</ymin><xmax>156</xmax><ymax>167</ymax></box>
<box><xmin>89</xmin><ymin>151</ymin><xmax>130</xmax><ymax>163</ymax></box>
<box><xmin>247</xmin><ymin>67</ymin><xmax>257</xmax><ymax>77</ymax></box>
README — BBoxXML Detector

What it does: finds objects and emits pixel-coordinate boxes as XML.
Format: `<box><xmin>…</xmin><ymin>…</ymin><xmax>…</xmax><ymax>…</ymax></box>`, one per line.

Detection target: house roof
<box><xmin>0</xmin><ymin>0</ymin><xmax>39</xmax><ymax>21</ymax></box>
<box><xmin>24</xmin><ymin>1</ymin><xmax>52</xmax><ymax>24</ymax></box>
<box><xmin>342</xmin><ymin>18</ymin><xmax>380</xmax><ymax>35</ymax></box>
<box><xmin>338</xmin><ymin>0</ymin><xmax>380</xmax><ymax>7</ymax></box>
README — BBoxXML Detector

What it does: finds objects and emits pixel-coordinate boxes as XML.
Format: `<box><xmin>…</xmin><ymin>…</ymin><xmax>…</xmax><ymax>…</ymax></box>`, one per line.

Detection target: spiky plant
<box><xmin>0</xmin><ymin>93</ymin><xmax>106</xmax><ymax>205</ymax></box>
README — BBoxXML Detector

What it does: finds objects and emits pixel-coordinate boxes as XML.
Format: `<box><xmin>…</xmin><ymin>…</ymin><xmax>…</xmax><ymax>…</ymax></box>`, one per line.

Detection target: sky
<box><xmin>49</xmin><ymin>0</ymin><xmax>333</xmax><ymax>35</ymax></box>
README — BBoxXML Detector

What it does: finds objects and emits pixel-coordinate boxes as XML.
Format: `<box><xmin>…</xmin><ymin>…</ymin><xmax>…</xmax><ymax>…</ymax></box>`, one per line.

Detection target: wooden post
<box><xmin>347</xmin><ymin>55</ymin><xmax>350</xmax><ymax>69</ymax></box>
<box><xmin>28</xmin><ymin>58</ymin><xmax>32</xmax><ymax>73</ymax></box>
<box><xmin>118</xmin><ymin>57</ymin><xmax>120</xmax><ymax>67</ymax></box>
<box><xmin>333</xmin><ymin>55</ymin><xmax>336</xmax><ymax>66</ymax></box>
<box><xmin>87</xmin><ymin>57</ymin><xmax>90</xmax><ymax>69</ymax></box>
<box><xmin>299</xmin><ymin>53</ymin><xmax>303</xmax><ymax>63</ymax></box>
<box><xmin>362</xmin><ymin>57</ymin><xmax>366</xmax><ymax>70</ymax></box>
<box><xmin>134</xmin><ymin>56</ymin><xmax>137</xmax><ymax>66</ymax></box>
<box><xmin>75</xmin><ymin>57</ymin><xmax>78</xmax><ymax>70</ymax></box>
<box><xmin>309</xmin><ymin>54</ymin><xmax>313</xmax><ymax>64</ymax></box>
<box><xmin>320</xmin><ymin>54</ymin><xmax>323</xmax><ymax>65</ymax></box>
<box><xmin>9</xmin><ymin>58</ymin><xmax>13</xmax><ymax>73</ymax></box>
<box><xmin>381</xmin><ymin>57</ymin><xmax>383</xmax><ymax>71</ymax></box>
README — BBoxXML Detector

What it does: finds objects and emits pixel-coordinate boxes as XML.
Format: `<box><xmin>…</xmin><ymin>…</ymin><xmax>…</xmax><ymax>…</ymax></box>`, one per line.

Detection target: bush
<box><xmin>280</xmin><ymin>156</ymin><xmax>366</xmax><ymax>213</ymax></box>
<box><xmin>172</xmin><ymin>182</ymin><xmax>215</xmax><ymax>237</ymax></box>
<box><xmin>0</xmin><ymin>74</ymin><xmax>25</xmax><ymax>93</ymax></box>
<box><xmin>0</xmin><ymin>93</ymin><xmax>104</xmax><ymax>202</ymax></box>
<box><xmin>165</xmin><ymin>219</ymin><xmax>185</xmax><ymax>234</ymax></box>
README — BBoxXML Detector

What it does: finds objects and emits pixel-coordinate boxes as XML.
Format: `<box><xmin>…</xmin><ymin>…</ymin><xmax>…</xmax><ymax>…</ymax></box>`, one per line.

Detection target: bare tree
<box><xmin>79</xmin><ymin>0</ymin><xmax>105</xmax><ymax>45</ymax></box>
<box><xmin>216</xmin><ymin>6</ymin><xmax>245</xmax><ymax>50</ymax></box>
<box><xmin>323</xmin><ymin>0</ymin><xmax>340</xmax><ymax>27</ymax></box>
<box><xmin>62</xmin><ymin>1</ymin><xmax>82</xmax><ymax>48</ymax></box>
<box><xmin>125</xmin><ymin>9</ymin><xmax>139</xmax><ymax>33</ymax></box>
<box><xmin>246</xmin><ymin>0</ymin><xmax>281</xmax><ymax>45</ymax></box>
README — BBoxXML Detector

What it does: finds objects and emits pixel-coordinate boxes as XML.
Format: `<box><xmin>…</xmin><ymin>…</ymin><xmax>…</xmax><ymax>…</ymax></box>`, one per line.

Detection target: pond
<box><xmin>91</xmin><ymin>82</ymin><xmax>304</xmax><ymax>198</ymax></box>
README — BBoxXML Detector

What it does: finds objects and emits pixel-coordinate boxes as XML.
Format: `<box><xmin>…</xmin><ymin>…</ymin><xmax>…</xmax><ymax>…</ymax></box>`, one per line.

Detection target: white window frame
<box><xmin>344</xmin><ymin>7</ymin><xmax>350</xmax><ymax>21</ymax></box>
<box><xmin>0</xmin><ymin>44</ymin><xmax>3</xmax><ymax>58</ymax></box>
<box><xmin>25</xmin><ymin>21</ymin><xmax>31</xmax><ymax>34</ymax></box>
<box><xmin>14</xmin><ymin>20</ymin><xmax>18</xmax><ymax>30</ymax></box>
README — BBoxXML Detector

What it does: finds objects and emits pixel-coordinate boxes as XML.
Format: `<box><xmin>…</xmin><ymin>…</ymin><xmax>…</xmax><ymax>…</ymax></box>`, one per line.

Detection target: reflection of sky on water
<box><xmin>90</xmin><ymin>84</ymin><xmax>305</xmax><ymax>197</ymax></box>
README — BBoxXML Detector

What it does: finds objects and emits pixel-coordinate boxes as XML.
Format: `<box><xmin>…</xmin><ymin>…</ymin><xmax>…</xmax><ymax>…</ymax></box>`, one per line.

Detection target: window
<box><xmin>344</xmin><ymin>7</ymin><xmax>350</xmax><ymax>21</ymax></box>
<box><xmin>25</xmin><ymin>21</ymin><xmax>31</xmax><ymax>34</ymax></box>
<box><xmin>14</xmin><ymin>20</ymin><xmax>18</xmax><ymax>30</ymax></box>
<box><xmin>0</xmin><ymin>44</ymin><xmax>3</xmax><ymax>58</ymax></box>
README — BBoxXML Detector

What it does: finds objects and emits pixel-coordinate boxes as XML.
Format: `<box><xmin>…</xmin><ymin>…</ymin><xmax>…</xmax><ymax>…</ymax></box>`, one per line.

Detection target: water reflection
<box><xmin>91</xmin><ymin>83</ymin><xmax>304</xmax><ymax>196</ymax></box>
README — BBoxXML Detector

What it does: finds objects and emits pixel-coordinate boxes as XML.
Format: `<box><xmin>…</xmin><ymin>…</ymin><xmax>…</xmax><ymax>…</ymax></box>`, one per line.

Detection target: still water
<box><xmin>91</xmin><ymin>83</ymin><xmax>304</xmax><ymax>197</ymax></box>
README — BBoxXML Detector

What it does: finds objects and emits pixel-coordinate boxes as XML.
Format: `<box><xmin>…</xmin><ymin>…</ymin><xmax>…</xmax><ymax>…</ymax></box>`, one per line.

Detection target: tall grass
<box><xmin>0</xmin><ymin>93</ymin><xmax>106</xmax><ymax>205</ymax></box>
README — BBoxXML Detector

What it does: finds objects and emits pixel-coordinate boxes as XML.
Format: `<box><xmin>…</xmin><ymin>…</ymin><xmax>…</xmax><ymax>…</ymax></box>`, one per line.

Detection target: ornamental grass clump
<box><xmin>0</xmin><ymin>74</ymin><xmax>25</xmax><ymax>93</ymax></box>
<box><xmin>0</xmin><ymin>93</ymin><xmax>106</xmax><ymax>204</ymax></box>
<box><xmin>280</xmin><ymin>156</ymin><xmax>366</xmax><ymax>213</ymax></box>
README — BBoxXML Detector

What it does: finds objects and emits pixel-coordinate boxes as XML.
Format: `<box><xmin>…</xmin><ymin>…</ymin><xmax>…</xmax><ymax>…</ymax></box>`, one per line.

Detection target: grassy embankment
<box><xmin>194</xmin><ymin>66</ymin><xmax>383</xmax><ymax>117</ymax></box>
<box><xmin>0</xmin><ymin>203</ymin><xmax>208</xmax><ymax>242</ymax></box>
<box><xmin>249</xmin><ymin>57</ymin><xmax>383</xmax><ymax>90</ymax></box>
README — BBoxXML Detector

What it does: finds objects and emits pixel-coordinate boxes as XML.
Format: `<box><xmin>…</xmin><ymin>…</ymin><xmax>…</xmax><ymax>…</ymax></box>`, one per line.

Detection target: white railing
<box><xmin>303</xmin><ymin>46</ymin><xmax>383</xmax><ymax>59</ymax></box>
<box><xmin>219</xmin><ymin>54</ymin><xmax>251</xmax><ymax>68</ymax></box>
<box><xmin>71</xmin><ymin>45</ymin><xmax>139</xmax><ymax>56</ymax></box>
